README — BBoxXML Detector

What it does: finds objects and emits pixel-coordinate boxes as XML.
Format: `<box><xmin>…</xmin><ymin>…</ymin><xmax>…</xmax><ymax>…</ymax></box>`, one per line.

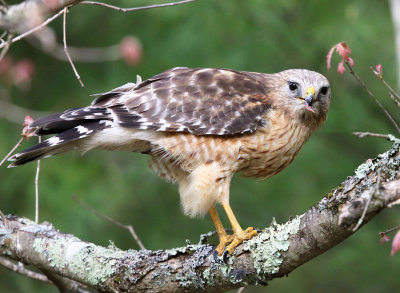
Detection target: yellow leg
<box><xmin>222</xmin><ymin>203</ymin><xmax>258</xmax><ymax>254</ymax></box>
<box><xmin>209</xmin><ymin>207</ymin><xmax>234</xmax><ymax>255</ymax></box>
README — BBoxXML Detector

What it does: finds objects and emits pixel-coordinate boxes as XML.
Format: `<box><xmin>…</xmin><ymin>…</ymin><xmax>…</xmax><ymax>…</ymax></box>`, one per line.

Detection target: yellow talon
<box><xmin>225</xmin><ymin>226</ymin><xmax>258</xmax><ymax>254</ymax></box>
<box><xmin>209</xmin><ymin>204</ymin><xmax>258</xmax><ymax>256</ymax></box>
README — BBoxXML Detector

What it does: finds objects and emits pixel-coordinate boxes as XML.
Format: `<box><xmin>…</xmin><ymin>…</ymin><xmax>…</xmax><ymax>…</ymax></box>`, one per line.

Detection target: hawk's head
<box><xmin>271</xmin><ymin>69</ymin><xmax>331</xmax><ymax>128</ymax></box>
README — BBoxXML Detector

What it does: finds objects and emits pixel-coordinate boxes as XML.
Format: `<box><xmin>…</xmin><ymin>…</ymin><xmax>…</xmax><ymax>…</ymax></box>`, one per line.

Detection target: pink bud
<box><xmin>326</xmin><ymin>47</ymin><xmax>335</xmax><ymax>69</ymax></box>
<box><xmin>13</xmin><ymin>59</ymin><xmax>35</xmax><ymax>85</ymax></box>
<box><xmin>120</xmin><ymin>36</ymin><xmax>142</xmax><ymax>66</ymax></box>
<box><xmin>379</xmin><ymin>232</ymin><xmax>390</xmax><ymax>244</ymax></box>
<box><xmin>348</xmin><ymin>57</ymin><xmax>354</xmax><ymax>68</ymax></box>
<box><xmin>375</xmin><ymin>64</ymin><xmax>383</xmax><ymax>78</ymax></box>
<box><xmin>337</xmin><ymin>61</ymin><xmax>346</xmax><ymax>74</ymax></box>
<box><xmin>391</xmin><ymin>230</ymin><xmax>400</xmax><ymax>256</ymax></box>
<box><xmin>22</xmin><ymin>115</ymin><xmax>35</xmax><ymax>140</ymax></box>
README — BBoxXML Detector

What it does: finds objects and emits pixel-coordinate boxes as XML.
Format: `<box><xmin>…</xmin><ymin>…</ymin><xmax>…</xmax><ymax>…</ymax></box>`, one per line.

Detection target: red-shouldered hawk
<box><xmin>9</xmin><ymin>67</ymin><xmax>331</xmax><ymax>256</ymax></box>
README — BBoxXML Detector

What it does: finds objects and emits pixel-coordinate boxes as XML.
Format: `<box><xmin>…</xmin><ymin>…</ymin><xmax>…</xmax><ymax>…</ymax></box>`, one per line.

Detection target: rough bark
<box><xmin>1</xmin><ymin>140</ymin><xmax>399</xmax><ymax>292</ymax></box>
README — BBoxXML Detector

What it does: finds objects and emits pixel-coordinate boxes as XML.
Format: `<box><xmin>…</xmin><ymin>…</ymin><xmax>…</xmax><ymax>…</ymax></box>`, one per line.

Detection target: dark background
<box><xmin>1</xmin><ymin>0</ymin><xmax>399</xmax><ymax>292</ymax></box>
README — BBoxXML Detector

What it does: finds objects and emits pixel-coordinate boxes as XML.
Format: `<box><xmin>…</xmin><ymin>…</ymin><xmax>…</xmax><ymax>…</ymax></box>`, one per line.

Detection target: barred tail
<box><xmin>8</xmin><ymin>120</ymin><xmax>113</xmax><ymax>167</ymax></box>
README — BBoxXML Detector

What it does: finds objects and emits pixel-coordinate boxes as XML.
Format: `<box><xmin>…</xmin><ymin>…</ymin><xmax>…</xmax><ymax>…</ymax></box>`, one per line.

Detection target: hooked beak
<box><xmin>297</xmin><ymin>87</ymin><xmax>315</xmax><ymax>113</ymax></box>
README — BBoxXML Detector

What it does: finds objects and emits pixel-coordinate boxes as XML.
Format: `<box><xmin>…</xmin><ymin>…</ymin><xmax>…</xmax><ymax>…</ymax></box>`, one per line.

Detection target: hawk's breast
<box><xmin>238</xmin><ymin>110</ymin><xmax>313</xmax><ymax>179</ymax></box>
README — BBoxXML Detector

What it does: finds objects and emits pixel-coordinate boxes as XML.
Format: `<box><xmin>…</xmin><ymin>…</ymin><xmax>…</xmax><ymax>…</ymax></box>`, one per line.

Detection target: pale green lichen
<box><xmin>33</xmin><ymin>236</ymin><xmax>124</xmax><ymax>285</ymax></box>
<box><xmin>354</xmin><ymin>141</ymin><xmax>400</xmax><ymax>180</ymax></box>
<box><xmin>354</xmin><ymin>159</ymin><xmax>376</xmax><ymax>179</ymax></box>
<box><xmin>152</xmin><ymin>263</ymin><xmax>171</xmax><ymax>286</ymax></box>
<box><xmin>243</xmin><ymin>215</ymin><xmax>302</xmax><ymax>279</ymax></box>
<box><xmin>173</xmin><ymin>244</ymin><xmax>213</xmax><ymax>289</ymax></box>
<box><xmin>202</xmin><ymin>267</ymin><xmax>215</xmax><ymax>287</ymax></box>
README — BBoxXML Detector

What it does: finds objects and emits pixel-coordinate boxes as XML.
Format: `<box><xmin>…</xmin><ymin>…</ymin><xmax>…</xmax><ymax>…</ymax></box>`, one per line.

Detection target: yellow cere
<box><xmin>305</xmin><ymin>87</ymin><xmax>315</xmax><ymax>97</ymax></box>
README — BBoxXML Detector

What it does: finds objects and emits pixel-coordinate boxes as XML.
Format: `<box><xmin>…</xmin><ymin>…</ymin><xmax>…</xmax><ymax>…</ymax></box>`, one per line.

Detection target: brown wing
<box><xmin>80</xmin><ymin>67</ymin><xmax>272</xmax><ymax>135</ymax></box>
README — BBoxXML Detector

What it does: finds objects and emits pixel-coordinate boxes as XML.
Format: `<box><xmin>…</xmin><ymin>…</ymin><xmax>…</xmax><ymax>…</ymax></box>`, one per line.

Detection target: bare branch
<box><xmin>63</xmin><ymin>7</ymin><xmax>84</xmax><ymax>87</ymax></box>
<box><xmin>352</xmin><ymin>132</ymin><xmax>400</xmax><ymax>142</ymax></box>
<box><xmin>79</xmin><ymin>0</ymin><xmax>198</xmax><ymax>12</ymax></box>
<box><xmin>0</xmin><ymin>256</ymin><xmax>52</xmax><ymax>284</ymax></box>
<box><xmin>346</xmin><ymin>62</ymin><xmax>400</xmax><ymax>134</ymax></box>
<box><xmin>0</xmin><ymin>31</ymin><xmax>13</xmax><ymax>62</ymax></box>
<box><xmin>0</xmin><ymin>0</ymin><xmax>198</xmax><ymax>50</ymax></box>
<box><xmin>389</xmin><ymin>93</ymin><xmax>400</xmax><ymax>107</ymax></box>
<box><xmin>370</xmin><ymin>66</ymin><xmax>400</xmax><ymax>103</ymax></box>
<box><xmin>72</xmin><ymin>194</ymin><xmax>145</xmax><ymax>250</ymax></box>
<box><xmin>380</xmin><ymin>224</ymin><xmax>400</xmax><ymax>235</ymax></box>
<box><xmin>0</xmin><ymin>8</ymin><xmax>66</xmax><ymax>50</ymax></box>
<box><xmin>0</xmin><ymin>137</ymin><xmax>23</xmax><ymax>167</ymax></box>
<box><xmin>35</xmin><ymin>136</ymin><xmax>41</xmax><ymax>224</ymax></box>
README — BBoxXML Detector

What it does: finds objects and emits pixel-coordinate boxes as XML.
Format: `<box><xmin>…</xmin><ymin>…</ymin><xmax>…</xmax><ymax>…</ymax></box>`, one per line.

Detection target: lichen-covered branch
<box><xmin>1</xmin><ymin>142</ymin><xmax>400</xmax><ymax>292</ymax></box>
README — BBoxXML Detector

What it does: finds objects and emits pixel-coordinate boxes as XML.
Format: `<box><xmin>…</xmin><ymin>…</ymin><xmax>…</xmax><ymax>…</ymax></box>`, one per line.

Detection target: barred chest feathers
<box><xmin>238</xmin><ymin>109</ymin><xmax>315</xmax><ymax>179</ymax></box>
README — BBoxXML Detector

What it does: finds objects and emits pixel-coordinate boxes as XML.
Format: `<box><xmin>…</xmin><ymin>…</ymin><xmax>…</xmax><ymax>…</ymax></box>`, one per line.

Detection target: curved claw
<box><xmin>213</xmin><ymin>250</ymin><xmax>222</xmax><ymax>263</ymax></box>
<box><xmin>222</xmin><ymin>250</ymin><xmax>229</xmax><ymax>264</ymax></box>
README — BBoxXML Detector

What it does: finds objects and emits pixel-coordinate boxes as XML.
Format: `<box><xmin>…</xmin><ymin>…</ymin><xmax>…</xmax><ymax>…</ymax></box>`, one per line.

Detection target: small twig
<box><xmin>0</xmin><ymin>0</ymin><xmax>197</xmax><ymax>50</ymax></box>
<box><xmin>79</xmin><ymin>0</ymin><xmax>198</xmax><ymax>12</ymax></box>
<box><xmin>380</xmin><ymin>224</ymin><xmax>400</xmax><ymax>235</ymax></box>
<box><xmin>35</xmin><ymin>136</ymin><xmax>41</xmax><ymax>224</ymax></box>
<box><xmin>0</xmin><ymin>30</ymin><xmax>8</xmax><ymax>42</ymax></box>
<box><xmin>237</xmin><ymin>287</ymin><xmax>246</xmax><ymax>293</ymax></box>
<box><xmin>63</xmin><ymin>7</ymin><xmax>84</xmax><ymax>87</ymax></box>
<box><xmin>0</xmin><ymin>137</ymin><xmax>23</xmax><ymax>167</ymax></box>
<box><xmin>72</xmin><ymin>195</ymin><xmax>145</xmax><ymax>250</ymax></box>
<box><xmin>352</xmin><ymin>132</ymin><xmax>398</xmax><ymax>141</ymax></box>
<box><xmin>352</xmin><ymin>169</ymin><xmax>382</xmax><ymax>232</ymax></box>
<box><xmin>0</xmin><ymin>256</ymin><xmax>52</xmax><ymax>284</ymax></box>
<box><xmin>0</xmin><ymin>32</ymin><xmax>13</xmax><ymax>62</ymax></box>
<box><xmin>389</xmin><ymin>93</ymin><xmax>400</xmax><ymax>108</ymax></box>
<box><xmin>0</xmin><ymin>8</ymin><xmax>65</xmax><ymax>50</ymax></box>
<box><xmin>346</xmin><ymin>62</ymin><xmax>400</xmax><ymax>134</ymax></box>
<box><xmin>370</xmin><ymin>66</ymin><xmax>400</xmax><ymax>103</ymax></box>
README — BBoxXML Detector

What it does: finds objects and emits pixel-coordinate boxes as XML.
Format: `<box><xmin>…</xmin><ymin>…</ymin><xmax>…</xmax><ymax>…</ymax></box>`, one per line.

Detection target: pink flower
<box><xmin>13</xmin><ymin>59</ymin><xmax>35</xmax><ymax>85</ymax></box>
<box><xmin>391</xmin><ymin>230</ymin><xmax>400</xmax><ymax>256</ymax></box>
<box><xmin>374</xmin><ymin>64</ymin><xmax>383</xmax><ymax>79</ymax></box>
<box><xmin>327</xmin><ymin>42</ymin><xmax>354</xmax><ymax>74</ymax></box>
<box><xmin>22</xmin><ymin>115</ymin><xmax>35</xmax><ymax>140</ymax></box>
<box><xmin>120</xmin><ymin>36</ymin><xmax>142</xmax><ymax>66</ymax></box>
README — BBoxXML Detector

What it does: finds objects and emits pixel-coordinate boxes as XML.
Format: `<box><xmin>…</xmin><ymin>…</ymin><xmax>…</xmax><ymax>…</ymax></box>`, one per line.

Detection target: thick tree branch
<box><xmin>1</xmin><ymin>141</ymin><xmax>400</xmax><ymax>292</ymax></box>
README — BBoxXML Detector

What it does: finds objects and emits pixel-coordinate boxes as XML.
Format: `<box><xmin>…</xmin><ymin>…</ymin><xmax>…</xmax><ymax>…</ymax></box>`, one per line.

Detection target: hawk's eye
<box><xmin>320</xmin><ymin>86</ymin><xmax>329</xmax><ymax>95</ymax></box>
<box><xmin>288</xmin><ymin>81</ymin><xmax>298</xmax><ymax>91</ymax></box>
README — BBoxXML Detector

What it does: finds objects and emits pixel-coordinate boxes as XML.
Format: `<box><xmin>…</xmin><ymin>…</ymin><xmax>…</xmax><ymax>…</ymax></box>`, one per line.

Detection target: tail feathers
<box><xmin>8</xmin><ymin>120</ymin><xmax>113</xmax><ymax>167</ymax></box>
<box><xmin>31</xmin><ymin>107</ymin><xmax>112</xmax><ymax>135</ymax></box>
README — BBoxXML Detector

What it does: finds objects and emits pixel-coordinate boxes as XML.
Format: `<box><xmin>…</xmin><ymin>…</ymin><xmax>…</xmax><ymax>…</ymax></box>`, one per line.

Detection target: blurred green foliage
<box><xmin>1</xmin><ymin>0</ymin><xmax>400</xmax><ymax>292</ymax></box>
